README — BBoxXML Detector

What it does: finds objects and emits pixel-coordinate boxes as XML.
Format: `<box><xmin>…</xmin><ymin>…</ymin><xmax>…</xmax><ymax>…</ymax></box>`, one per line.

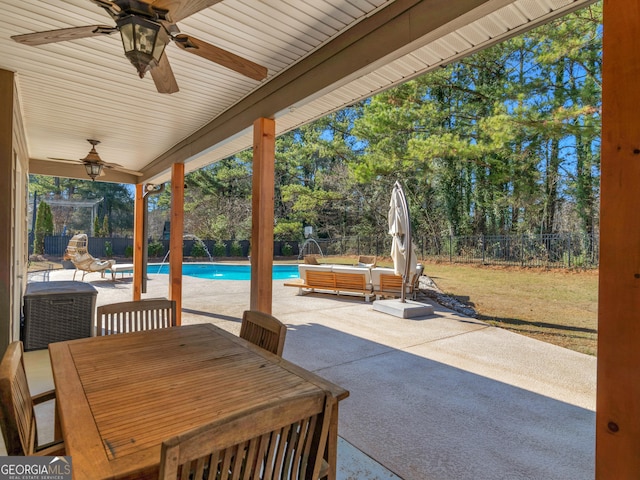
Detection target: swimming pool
<box><xmin>146</xmin><ymin>263</ymin><xmax>300</xmax><ymax>280</ymax></box>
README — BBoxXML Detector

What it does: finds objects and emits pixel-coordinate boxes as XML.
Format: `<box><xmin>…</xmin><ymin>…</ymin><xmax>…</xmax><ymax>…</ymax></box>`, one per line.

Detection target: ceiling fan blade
<box><xmin>174</xmin><ymin>34</ymin><xmax>267</xmax><ymax>81</ymax></box>
<box><xmin>103</xmin><ymin>164</ymin><xmax>144</xmax><ymax>176</ymax></box>
<box><xmin>150</xmin><ymin>54</ymin><xmax>180</xmax><ymax>94</ymax></box>
<box><xmin>151</xmin><ymin>0</ymin><xmax>223</xmax><ymax>22</ymax></box>
<box><xmin>47</xmin><ymin>157</ymin><xmax>84</xmax><ymax>165</ymax></box>
<box><xmin>12</xmin><ymin>25</ymin><xmax>118</xmax><ymax>46</ymax></box>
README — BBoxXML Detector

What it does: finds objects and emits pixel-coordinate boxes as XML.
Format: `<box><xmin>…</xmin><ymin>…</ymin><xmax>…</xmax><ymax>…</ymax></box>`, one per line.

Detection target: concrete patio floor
<box><xmin>6</xmin><ymin>268</ymin><xmax>596</xmax><ymax>479</ymax></box>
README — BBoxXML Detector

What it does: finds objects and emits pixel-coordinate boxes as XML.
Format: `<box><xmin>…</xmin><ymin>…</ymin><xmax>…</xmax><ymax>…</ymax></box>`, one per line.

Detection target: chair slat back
<box><xmin>357</xmin><ymin>255</ymin><xmax>377</xmax><ymax>267</ymax></box>
<box><xmin>0</xmin><ymin>341</ymin><xmax>37</xmax><ymax>455</ymax></box>
<box><xmin>159</xmin><ymin>390</ymin><xmax>336</xmax><ymax>480</ymax></box>
<box><xmin>240</xmin><ymin>310</ymin><xmax>287</xmax><ymax>356</ymax></box>
<box><xmin>97</xmin><ymin>299</ymin><xmax>177</xmax><ymax>336</ymax></box>
<box><xmin>304</xmin><ymin>255</ymin><xmax>319</xmax><ymax>265</ymax></box>
<box><xmin>380</xmin><ymin>273</ymin><xmax>403</xmax><ymax>293</ymax></box>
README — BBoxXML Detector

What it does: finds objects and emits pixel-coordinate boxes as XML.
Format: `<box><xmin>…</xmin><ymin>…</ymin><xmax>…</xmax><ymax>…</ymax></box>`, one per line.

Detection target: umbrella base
<box><xmin>372</xmin><ymin>298</ymin><xmax>434</xmax><ymax>319</ymax></box>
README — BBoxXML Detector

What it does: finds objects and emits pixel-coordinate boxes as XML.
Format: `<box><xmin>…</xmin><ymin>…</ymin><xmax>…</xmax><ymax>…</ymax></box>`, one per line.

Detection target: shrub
<box><xmin>281</xmin><ymin>242</ymin><xmax>294</xmax><ymax>256</ymax></box>
<box><xmin>124</xmin><ymin>245</ymin><xmax>133</xmax><ymax>258</ymax></box>
<box><xmin>104</xmin><ymin>241</ymin><xmax>113</xmax><ymax>257</ymax></box>
<box><xmin>230</xmin><ymin>240</ymin><xmax>242</xmax><ymax>257</ymax></box>
<box><xmin>213</xmin><ymin>241</ymin><xmax>227</xmax><ymax>257</ymax></box>
<box><xmin>190</xmin><ymin>241</ymin><xmax>208</xmax><ymax>258</ymax></box>
<box><xmin>148</xmin><ymin>241</ymin><xmax>165</xmax><ymax>257</ymax></box>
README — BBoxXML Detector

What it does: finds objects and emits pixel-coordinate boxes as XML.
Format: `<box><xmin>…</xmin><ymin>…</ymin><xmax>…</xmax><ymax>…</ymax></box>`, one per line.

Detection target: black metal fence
<box><xmin>300</xmin><ymin>233</ymin><xmax>599</xmax><ymax>269</ymax></box>
<box><xmin>31</xmin><ymin>232</ymin><xmax>598</xmax><ymax>268</ymax></box>
<box><xmin>30</xmin><ymin>234</ymin><xmax>299</xmax><ymax>259</ymax></box>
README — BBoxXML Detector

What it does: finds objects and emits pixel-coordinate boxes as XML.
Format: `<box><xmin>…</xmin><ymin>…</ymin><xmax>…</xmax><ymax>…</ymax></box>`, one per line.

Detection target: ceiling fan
<box><xmin>49</xmin><ymin>139</ymin><xmax>144</xmax><ymax>180</ymax></box>
<box><xmin>11</xmin><ymin>0</ymin><xmax>268</xmax><ymax>94</ymax></box>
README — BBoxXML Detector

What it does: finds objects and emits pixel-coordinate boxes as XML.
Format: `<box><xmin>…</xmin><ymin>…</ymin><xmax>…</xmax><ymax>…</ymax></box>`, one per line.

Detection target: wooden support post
<box><xmin>250</xmin><ymin>118</ymin><xmax>275</xmax><ymax>314</ymax></box>
<box><xmin>169</xmin><ymin>164</ymin><xmax>184</xmax><ymax>325</ymax></box>
<box><xmin>0</xmin><ymin>70</ymin><xmax>13</xmax><ymax>353</ymax></box>
<box><xmin>597</xmin><ymin>1</ymin><xmax>640</xmax><ymax>478</ymax></box>
<box><xmin>133</xmin><ymin>184</ymin><xmax>144</xmax><ymax>301</ymax></box>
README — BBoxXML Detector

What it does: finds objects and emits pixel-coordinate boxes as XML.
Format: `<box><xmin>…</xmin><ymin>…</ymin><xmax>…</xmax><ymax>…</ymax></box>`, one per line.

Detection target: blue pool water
<box><xmin>146</xmin><ymin>263</ymin><xmax>299</xmax><ymax>280</ymax></box>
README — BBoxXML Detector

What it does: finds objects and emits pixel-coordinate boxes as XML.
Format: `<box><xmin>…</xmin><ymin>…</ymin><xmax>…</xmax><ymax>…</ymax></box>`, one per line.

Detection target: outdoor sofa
<box><xmin>285</xmin><ymin>263</ymin><xmax>424</xmax><ymax>302</ymax></box>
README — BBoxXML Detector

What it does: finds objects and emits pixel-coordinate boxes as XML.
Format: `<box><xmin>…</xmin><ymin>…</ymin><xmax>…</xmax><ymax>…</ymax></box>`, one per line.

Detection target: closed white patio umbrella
<box><xmin>388</xmin><ymin>181</ymin><xmax>417</xmax><ymax>302</ymax></box>
<box><xmin>373</xmin><ymin>182</ymin><xmax>433</xmax><ymax>318</ymax></box>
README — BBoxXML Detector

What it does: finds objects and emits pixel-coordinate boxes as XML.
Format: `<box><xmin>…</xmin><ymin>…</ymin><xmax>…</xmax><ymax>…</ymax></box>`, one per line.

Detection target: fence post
<box><xmin>521</xmin><ymin>234</ymin><xmax>525</xmax><ymax>267</ymax></box>
<box><xmin>449</xmin><ymin>235</ymin><xmax>453</xmax><ymax>263</ymax></box>
<box><xmin>482</xmin><ymin>234</ymin><xmax>485</xmax><ymax>264</ymax></box>
<box><xmin>568</xmin><ymin>235</ymin><xmax>572</xmax><ymax>268</ymax></box>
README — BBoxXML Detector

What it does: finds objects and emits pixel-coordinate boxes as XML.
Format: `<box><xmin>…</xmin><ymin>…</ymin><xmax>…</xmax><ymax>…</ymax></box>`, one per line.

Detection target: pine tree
<box><xmin>33</xmin><ymin>201</ymin><xmax>53</xmax><ymax>254</ymax></box>
<box><xmin>93</xmin><ymin>215</ymin><xmax>101</xmax><ymax>237</ymax></box>
<box><xmin>102</xmin><ymin>215</ymin><xmax>110</xmax><ymax>237</ymax></box>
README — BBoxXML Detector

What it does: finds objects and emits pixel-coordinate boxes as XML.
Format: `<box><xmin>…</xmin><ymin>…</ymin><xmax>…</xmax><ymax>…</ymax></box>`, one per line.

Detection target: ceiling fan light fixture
<box><xmin>116</xmin><ymin>15</ymin><xmax>166</xmax><ymax>78</ymax></box>
<box><xmin>84</xmin><ymin>162</ymin><xmax>103</xmax><ymax>181</ymax></box>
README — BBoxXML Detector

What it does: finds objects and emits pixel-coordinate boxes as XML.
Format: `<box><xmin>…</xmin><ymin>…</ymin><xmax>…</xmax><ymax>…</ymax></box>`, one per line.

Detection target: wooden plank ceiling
<box><xmin>0</xmin><ymin>0</ymin><xmax>594</xmax><ymax>185</ymax></box>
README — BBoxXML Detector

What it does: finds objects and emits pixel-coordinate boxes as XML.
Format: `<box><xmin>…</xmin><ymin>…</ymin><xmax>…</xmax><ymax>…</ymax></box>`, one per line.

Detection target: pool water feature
<box><xmin>135</xmin><ymin>263</ymin><xmax>298</xmax><ymax>280</ymax></box>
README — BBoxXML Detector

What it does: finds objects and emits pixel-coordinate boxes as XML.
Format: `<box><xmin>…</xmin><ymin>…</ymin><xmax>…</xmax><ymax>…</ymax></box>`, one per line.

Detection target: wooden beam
<box><xmin>133</xmin><ymin>184</ymin><xmax>144</xmax><ymax>301</ymax></box>
<box><xmin>169</xmin><ymin>163</ymin><xmax>184</xmax><ymax>325</ymax></box>
<box><xmin>0</xmin><ymin>69</ymin><xmax>13</xmax><ymax>354</ymax></box>
<box><xmin>596</xmin><ymin>1</ymin><xmax>640</xmax><ymax>477</ymax></box>
<box><xmin>250</xmin><ymin>118</ymin><xmax>275</xmax><ymax>314</ymax></box>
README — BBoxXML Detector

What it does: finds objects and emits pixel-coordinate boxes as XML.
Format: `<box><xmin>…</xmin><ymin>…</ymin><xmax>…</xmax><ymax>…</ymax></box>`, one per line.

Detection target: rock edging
<box><xmin>415</xmin><ymin>275</ymin><xmax>478</xmax><ymax>318</ymax></box>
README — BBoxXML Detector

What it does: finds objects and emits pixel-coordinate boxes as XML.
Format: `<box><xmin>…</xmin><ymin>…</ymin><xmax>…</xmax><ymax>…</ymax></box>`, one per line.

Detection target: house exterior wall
<box><xmin>0</xmin><ymin>68</ymin><xmax>29</xmax><ymax>355</ymax></box>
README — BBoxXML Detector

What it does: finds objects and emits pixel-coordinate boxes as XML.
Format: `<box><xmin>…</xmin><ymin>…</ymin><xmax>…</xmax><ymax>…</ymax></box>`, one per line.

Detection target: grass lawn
<box><xmin>421</xmin><ymin>261</ymin><xmax>598</xmax><ymax>356</ymax></box>
<box><xmin>308</xmin><ymin>255</ymin><xmax>598</xmax><ymax>355</ymax></box>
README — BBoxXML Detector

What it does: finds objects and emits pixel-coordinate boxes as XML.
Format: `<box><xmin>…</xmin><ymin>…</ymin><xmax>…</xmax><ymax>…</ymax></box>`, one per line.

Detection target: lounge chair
<box><xmin>285</xmin><ymin>264</ymin><xmax>374</xmax><ymax>302</ymax></box>
<box><xmin>64</xmin><ymin>233</ymin><xmax>115</xmax><ymax>281</ymax></box>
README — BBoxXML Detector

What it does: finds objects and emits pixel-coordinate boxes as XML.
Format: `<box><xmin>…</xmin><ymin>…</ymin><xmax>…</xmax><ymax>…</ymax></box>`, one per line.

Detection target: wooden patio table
<box><xmin>48</xmin><ymin>323</ymin><xmax>349</xmax><ymax>480</ymax></box>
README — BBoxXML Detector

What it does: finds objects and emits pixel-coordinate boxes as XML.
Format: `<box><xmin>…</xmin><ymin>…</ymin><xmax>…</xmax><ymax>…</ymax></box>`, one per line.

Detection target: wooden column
<box><xmin>0</xmin><ymin>70</ymin><xmax>13</xmax><ymax>353</ymax></box>
<box><xmin>250</xmin><ymin>118</ymin><xmax>275</xmax><ymax>314</ymax></box>
<box><xmin>133</xmin><ymin>183</ymin><xmax>144</xmax><ymax>301</ymax></box>
<box><xmin>169</xmin><ymin>163</ymin><xmax>184</xmax><ymax>325</ymax></box>
<box><xmin>597</xmin><ymin>1</ymin><xmax>640</xmax><ymax>477</ymax></box>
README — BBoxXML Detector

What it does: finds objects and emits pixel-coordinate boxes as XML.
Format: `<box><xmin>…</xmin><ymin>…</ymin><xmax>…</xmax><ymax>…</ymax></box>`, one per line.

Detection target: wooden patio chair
<box><xmin>375</xmin><ymin>263</ymin><xmax>424</xmax><ymax>300</ymax></box>
<box><xmin>64</xmin><ymin>233</ymin><xmax>116</xmax><ymax>281</ymax></box>
<box><xmin>96</xmin><ymin>298</ymin><xmax>177</xmax><ymax>336</ymax></box>
<box><xmin>304</xmin><ymin>255</ymin><xmax>320</xmax><ymax>265</ymax></box>
<box><xmin>240</xmin><ymin>310</ymin><xmax>287</xmax><ymax>357</ymax></box>
<box><xmin>158</xmin><ymin>390</ymin><xmax>336</xmax><ymax>480</ymax></box>
<box><xmin>0</xmin><ymin>341</ymin><xmax>65</xmax><ymax>456</ymax></box>
<box><xmin>357</xmin><ymin>255</ymin><xmax>377</xmax><ymax>267</ymax></box>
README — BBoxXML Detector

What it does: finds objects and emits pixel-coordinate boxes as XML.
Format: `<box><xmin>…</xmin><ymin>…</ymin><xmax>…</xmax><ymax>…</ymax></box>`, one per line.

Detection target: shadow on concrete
<box><xmin>282</xmin><ymin>322</ymin><xmax>595</xmax><ymax>480</ymax></box>
<box><xmin>181</xmin><ymin>308</ymin><xmax>241</xmax><ymax>323</ymax></box>
<box><xmin>477</xmin><ymin>314</ymin><xmax>598</xmax><ymax>335</ymax></box>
